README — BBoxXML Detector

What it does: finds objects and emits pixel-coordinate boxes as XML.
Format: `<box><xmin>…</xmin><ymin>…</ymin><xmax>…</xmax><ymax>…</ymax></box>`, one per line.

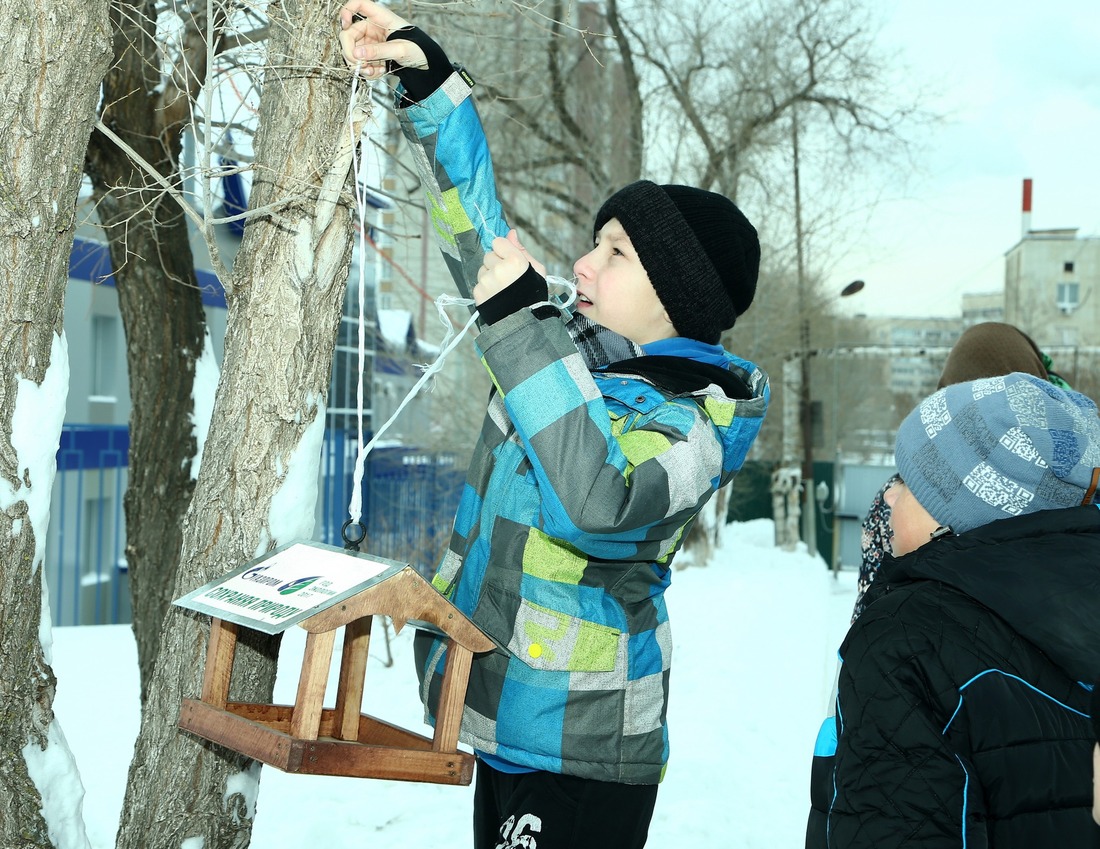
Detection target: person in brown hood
<box><xmin>851</xmin><ymin>321</ymin><xmax>1070</xmax><ymax>621</ymax></box>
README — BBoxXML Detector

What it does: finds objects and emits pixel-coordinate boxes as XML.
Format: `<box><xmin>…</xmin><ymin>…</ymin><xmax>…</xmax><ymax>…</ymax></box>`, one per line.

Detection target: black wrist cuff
<box><xmin>477</xmin><ymin>266</ymin><xmax>550</xmax><ymax>326</ymax></box>
<box><xmin>387</xmin><ymin>26</ymin><xmax>453</xmax><ymax>103</ymax></box>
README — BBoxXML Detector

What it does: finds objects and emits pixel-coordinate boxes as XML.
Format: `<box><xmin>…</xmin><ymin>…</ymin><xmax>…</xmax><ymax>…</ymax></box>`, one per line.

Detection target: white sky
<box><xmin>829</xmin><ymin>0</ymin><xmax>1100</xmax><ymax>318</ymax></box>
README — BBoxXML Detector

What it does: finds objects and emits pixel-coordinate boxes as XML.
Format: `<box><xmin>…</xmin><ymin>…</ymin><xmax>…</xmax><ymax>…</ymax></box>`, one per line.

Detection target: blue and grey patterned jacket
<box><xmin>396</xmin><ymin>70</ymin><xmax>769</xmax><ymax>784</ymax></box>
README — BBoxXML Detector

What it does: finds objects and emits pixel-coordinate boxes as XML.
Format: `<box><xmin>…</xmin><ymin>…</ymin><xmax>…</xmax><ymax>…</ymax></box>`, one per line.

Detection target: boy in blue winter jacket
<box><xmin>340</xmin><ymin>5</ymin><xmax>769</xmax><ymax>847</ymax></box>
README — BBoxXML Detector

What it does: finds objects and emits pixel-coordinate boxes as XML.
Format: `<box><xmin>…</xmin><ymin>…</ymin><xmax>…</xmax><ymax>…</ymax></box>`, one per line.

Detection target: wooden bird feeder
<box><xmin>175</xmin><ymin>541</ymin><xmax>493</xmax><ymax>785</ymax></box>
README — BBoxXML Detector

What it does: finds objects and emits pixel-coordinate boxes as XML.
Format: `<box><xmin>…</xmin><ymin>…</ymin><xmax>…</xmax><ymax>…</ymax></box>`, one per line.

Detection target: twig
<box><xmin>94</xmin><ymin>119</ymin><xmax>232</xmax><ymax>281</ymax></box>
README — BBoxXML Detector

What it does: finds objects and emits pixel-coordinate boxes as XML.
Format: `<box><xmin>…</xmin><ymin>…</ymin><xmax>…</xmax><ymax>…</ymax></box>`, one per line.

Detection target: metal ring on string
<box><xmin>341</xmin><ymin>519</ymin><xmax>367</xmax><ymax>551</ymax></box>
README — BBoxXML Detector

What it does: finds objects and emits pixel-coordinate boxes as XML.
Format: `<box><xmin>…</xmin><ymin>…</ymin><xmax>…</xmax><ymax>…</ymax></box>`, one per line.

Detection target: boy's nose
<box><xmin>573</xmin><ymin>251</ymin><xmax>593</xmax><ymax>280</ymax></box>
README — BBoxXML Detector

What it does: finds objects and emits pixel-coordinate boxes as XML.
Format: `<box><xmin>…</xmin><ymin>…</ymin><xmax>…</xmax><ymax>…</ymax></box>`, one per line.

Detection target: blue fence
<box><xmin>50</xmin><ymin>426</ymin><xmax>130</xmax><ymax>626</ymax></box>
<box><xmin>319</xmin><ymin>430</ymin><xmax>464</xmax><ymax>570</ymax></box>
<box><xmin>47</xmin><ymin>425</ymin><xmax>464</xmax><ymax>627</ymax></box>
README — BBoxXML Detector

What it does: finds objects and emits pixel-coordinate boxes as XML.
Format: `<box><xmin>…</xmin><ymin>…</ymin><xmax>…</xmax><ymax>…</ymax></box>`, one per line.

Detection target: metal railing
<box><xmin>45</xmin><ymin>425</ymin><xmax>463</xmax><ymax>627</ymax></box>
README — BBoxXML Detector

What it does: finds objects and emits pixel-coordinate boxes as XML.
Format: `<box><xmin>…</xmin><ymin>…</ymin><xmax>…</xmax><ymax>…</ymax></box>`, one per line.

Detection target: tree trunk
<box><xmin>0</xmin><ymin>0</ymin><xmax>111</xmax><ymax>843</ymax></box>
<box><xmin>85</xmin><ymin>0</ymin><xmax>208</xmax><ymax>704</ymax></box>
<box><xmin>114</xmin><ymin>0</ymin><xmax>361</xmax><ymax>843</ymax></box>
<box><xmin>115</xmin><ymin>211</ymin><xmax>206</xmax><ymax>704</ymax></box>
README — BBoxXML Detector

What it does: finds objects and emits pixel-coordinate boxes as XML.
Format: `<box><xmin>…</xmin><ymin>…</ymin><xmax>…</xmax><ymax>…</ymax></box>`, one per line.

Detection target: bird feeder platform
<box><xmin>176</xmin><ymin>541</ymin><xmax>493</xmax><ymax>785</ymax></box>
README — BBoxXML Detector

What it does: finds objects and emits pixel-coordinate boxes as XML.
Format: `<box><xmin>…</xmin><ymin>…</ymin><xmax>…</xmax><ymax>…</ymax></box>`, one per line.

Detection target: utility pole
<box><xmin>792</xmin><ymin>107</ymin><xmax>816</xmax><ymax>555</ymax></box>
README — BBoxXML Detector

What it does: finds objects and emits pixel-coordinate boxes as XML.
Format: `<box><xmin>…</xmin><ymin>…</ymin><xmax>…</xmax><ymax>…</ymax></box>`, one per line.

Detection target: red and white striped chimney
<box><xmin>1021</xmin><ymin>178</ymin><xmax>1032</xmax><ymax>238</ymax></box>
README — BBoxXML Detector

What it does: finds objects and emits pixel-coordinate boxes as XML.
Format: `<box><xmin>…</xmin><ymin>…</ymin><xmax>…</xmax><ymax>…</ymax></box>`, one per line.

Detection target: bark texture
<box><xmin>113</xmin><ymin>0</ymin><xmax>361</xmax><ymax>844</ymax></box>
<box><xmin>0</xmin><ymin>0</ymin><xmax>111</xmax><ymax>843</ymax></box>
<box><xmin>84</xmin><ymin>0</ymin><xmax>210</xmax><ymax>702</ymax></box>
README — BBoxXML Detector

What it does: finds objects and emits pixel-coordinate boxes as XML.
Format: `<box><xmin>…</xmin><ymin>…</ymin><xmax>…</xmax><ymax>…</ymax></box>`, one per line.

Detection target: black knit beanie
<box><xmin>593</xmin><ymin>180</ymin><xmax>760</xmax><ymax>344</ymax></box>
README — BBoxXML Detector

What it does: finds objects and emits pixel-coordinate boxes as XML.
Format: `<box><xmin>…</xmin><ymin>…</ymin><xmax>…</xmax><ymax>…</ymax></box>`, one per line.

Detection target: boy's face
<box><xmin>572</xmin><ymin>218</ymin><xmax>677</xmax><ymax>345</ymax></box>
<box><xmin>884</xmin><ymin>479</ymin><xmax>942</xmax><ymax>556</ymax></box>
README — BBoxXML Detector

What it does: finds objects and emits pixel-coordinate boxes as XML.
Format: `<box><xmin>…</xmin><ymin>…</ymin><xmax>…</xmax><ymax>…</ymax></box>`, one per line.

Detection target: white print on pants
<box><xmin>495</xmin><ymin>812</ymin><xmax>542</xmax><ymax>849</ymax></box>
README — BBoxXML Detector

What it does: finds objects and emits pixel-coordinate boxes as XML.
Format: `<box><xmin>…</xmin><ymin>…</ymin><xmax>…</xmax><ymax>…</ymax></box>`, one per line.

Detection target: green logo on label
<box><xmin>278</xmin><ymin>576</ymin><xmax>320</xmax><ymax>595</ymax></box>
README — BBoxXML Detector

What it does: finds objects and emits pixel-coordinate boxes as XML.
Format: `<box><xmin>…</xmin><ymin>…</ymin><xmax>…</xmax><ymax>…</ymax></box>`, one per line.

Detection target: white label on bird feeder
<box><xmin>173</xmin><ymin>540</ymin><xmax>409</xmax><ymax>634</ymax></box>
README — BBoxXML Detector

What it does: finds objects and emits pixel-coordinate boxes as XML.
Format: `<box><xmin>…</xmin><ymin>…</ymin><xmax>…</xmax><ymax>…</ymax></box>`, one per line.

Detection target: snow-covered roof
<box><xmin>377</xmin><ymin>309</ymin><xmax>414</xmax><ymax>350</ymax></box>
<box><xmin>416</xmin><ymin>339</ymin><xmax>441</xmax><ymax>358</ymax></box>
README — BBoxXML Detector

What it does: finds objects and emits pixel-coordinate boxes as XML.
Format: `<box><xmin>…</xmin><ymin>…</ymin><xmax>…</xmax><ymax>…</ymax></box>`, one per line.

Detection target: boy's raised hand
<box><xmin>474</xmin><ymin>230</ymin><xmax>547</xmax><ymax>306</ymax></box>
<box><xmin>338</xmin><ymin>0</ymin><xmax>428</xmax><ymax>78</ymax></box>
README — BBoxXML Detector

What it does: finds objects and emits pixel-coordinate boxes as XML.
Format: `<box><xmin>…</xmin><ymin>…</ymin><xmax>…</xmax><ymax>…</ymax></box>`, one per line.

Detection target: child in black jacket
<box><xmin>809</xmin><ymin>372</ymin><xmax>1100</xmax><ymax>849</ymax></box>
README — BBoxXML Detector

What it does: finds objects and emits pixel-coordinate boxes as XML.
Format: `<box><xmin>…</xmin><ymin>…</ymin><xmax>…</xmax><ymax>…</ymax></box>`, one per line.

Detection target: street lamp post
<box><xmin>792</xmin><ymin>106</ymin><xmax>811</xmax><ymax>551</ymax></box>
<box><xmin>798</xmin><ymin>280</ymin><xmax>865</xmax><ymax>555</ymax></box>
<box><xmin>798</xmin><ymin>316</ymin><xmax>814</xmax><ymax>550</ymax></box>
<box><xmin>785</xmin><ymin>105</ymin><xmax>867</xmax><ymax>555</ymax></box>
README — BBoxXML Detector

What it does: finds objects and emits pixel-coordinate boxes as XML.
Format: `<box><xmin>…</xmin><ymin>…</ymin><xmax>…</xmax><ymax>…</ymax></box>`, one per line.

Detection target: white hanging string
<box><xmin>344</xmin><ymin>68</ymin><xmax>485</xmax><ymax>528</ymax></box>
<box><xmin>541</xmin><ymin>274</ymin><xmax>579</xmax><ymax>313</ymax></box>
<box><xmin>342</xmin><ymin>67</ymin><xmax>578</xmax><ymax>529</ymax></box>
<box><xmin>346</xmin><ymin>65</ymin><xmax>372</xmax><ymax>528</ymax></box>
<box><xmin>360</xmin><ymin>299</ymin><xmax>479</xmax><ymax>454</ymax></box>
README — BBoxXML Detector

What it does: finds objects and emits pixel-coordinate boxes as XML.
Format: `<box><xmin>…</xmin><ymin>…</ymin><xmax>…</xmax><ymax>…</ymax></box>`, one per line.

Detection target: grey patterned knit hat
<box><xmin>895</xmin><ymin>372</ymin><xmax>1100</xmax><ymax>535</ymax></box>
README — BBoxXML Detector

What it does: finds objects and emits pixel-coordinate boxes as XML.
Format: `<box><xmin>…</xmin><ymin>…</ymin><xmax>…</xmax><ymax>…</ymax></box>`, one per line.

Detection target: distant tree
<box><xmin>0</xmin><ymin>0</ymin><xmax>111</xmax><ymax>843</ymax></box>
<box><xmin>631</xmin><ymin>0</ymin><xmax>921</xmax><ymax>195</ymax></box>
<box><xmin>424</xmin><ymin>0</ymin><xmax>923</xmax><ymax>262</ymax></box>
<box><xmin>1055</xmin><ymin>350</ymin><xmax>1100</xmax><ymax>408</ymax></box>
<box><xmin>417</xmin><ymin>0</ymin><xmax>642</xmax><ymax>269</ymax></box>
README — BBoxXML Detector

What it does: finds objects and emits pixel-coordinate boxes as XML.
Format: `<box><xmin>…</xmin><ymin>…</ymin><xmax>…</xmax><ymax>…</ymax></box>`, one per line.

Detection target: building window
<box><xmin>1056</xmin><ymin>281</ymin><xmax>1079</xmax><ymax>314</ymax></box>
<box><xmin>91</xmin><ymin>315</ymin><xmax>117</xmax><ymax>396</ymax></box>
<box><xmin>329</xmin><ymin>312</ymin><xmax>375</xmax><ymax>431</ymax></box>
<box><xmin>1064</xmin><ymin>261</ymin><xmax>1074</xmax><ymax>273</ymax></box>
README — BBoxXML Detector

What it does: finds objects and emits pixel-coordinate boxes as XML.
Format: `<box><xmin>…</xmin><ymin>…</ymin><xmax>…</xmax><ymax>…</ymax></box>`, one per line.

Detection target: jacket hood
<box><xmin>603</xmin><ymin>349</ymin><xmax>769</xmax><ymax>484</ymax></box>
<box><xmin>872</xmin><ymin>505</ymin><xmax>1100</xmax><ymax>682</ymax></box>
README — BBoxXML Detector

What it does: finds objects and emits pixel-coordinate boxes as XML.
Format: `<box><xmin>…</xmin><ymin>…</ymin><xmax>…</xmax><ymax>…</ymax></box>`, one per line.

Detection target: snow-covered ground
<box><xmin>52</xmin><ymin>519</ymin><xmax>856</xmax><ymax>848</ymax></box>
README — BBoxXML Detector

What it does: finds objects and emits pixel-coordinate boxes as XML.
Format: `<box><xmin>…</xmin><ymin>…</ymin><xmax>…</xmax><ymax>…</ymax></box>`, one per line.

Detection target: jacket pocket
<box><xmin>474</xmin><ymin>583</ymin><xmax>626</xmax><ymax>677</ymax></box>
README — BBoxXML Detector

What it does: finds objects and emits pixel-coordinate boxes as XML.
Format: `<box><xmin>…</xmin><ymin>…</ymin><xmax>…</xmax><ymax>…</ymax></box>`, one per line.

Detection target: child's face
<box><xmin>884</xmin><ymin>478</ymin><xmax>942</xmax><ymax>556</ymax></box>
<box><xmin>572</xmin><ymin>218</ymin><xmax>677</xmax><ymax>345</ymax></box>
